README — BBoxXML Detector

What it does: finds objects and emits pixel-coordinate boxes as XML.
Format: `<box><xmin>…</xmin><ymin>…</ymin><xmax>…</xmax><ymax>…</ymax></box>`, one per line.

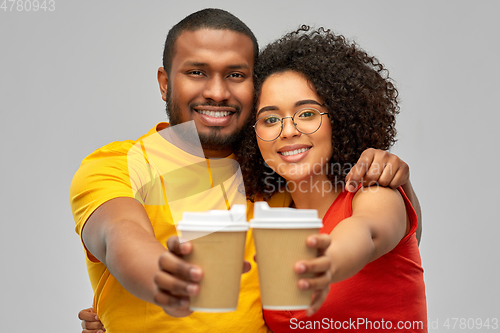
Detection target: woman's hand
<box><xmin>294</xmin><ymin>234</ymin><xmax>332</xmax><ymax>316</ymax></box>
<box><xmin>78</xmin><ymin>307</ymin><xmax>105</xmax><ymax>333</ymax></box>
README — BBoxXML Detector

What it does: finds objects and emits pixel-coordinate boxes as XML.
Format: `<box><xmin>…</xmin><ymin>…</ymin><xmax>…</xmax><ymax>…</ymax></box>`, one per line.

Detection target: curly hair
<box><xmin>236</xmin><ymin>25</ymin><xmax>400</xmax><ymax>201</ymax></box>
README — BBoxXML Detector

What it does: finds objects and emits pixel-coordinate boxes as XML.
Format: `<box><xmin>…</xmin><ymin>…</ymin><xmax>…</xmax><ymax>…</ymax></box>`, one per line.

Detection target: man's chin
<box><xmin>198</xmin><ymin>130</ymin><xmax>241</xmax><ymax>152</ymax></box>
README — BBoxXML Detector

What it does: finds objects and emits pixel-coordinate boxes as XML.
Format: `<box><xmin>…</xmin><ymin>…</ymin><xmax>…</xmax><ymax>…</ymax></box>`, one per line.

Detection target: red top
<box><xmin>263</xmin><ymin>187</ymin><xmax>427</xmax><ymax>332</ymax></box>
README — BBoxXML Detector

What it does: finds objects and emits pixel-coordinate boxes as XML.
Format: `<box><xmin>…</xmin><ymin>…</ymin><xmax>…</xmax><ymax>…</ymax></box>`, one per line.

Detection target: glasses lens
<box><xmin>255</xmin><ymin>115</ymin><xmax>282</xmax><ymax>141</ymax></box>
<box><xmin>294</xmin><ymin>108</ymin><xmax>322</xmax><ymax>134</ymax></box>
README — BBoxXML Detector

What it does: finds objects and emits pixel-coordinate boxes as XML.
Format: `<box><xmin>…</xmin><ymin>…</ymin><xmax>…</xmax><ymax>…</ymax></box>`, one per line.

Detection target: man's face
<box><xmin>160</xmin><ymin>29</ymin><xmax>255</xmax><ymax>158</ymax></box>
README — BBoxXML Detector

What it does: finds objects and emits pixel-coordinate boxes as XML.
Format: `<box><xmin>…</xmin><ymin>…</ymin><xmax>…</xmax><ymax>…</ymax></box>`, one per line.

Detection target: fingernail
<box><xmin>296</xmin><ymin>263</ymin><xmax>306</xmax><ymax>273</ymax></box>
<box><xmin>308</xmin><ymin>237</ymin><xmax>317</xmax><ymax>247</ymax></box>
<box><xmin>190</xmin><ymin>267</ymin><xmax>202</xmax><ymax>279</ymax></box>
<box><xmin>180</xmin><ymin>298</ymin><xmax>190</xmax><ymax>307</ymax></box>
<box><xmin>299</xmin><ymin>280</ymin><xmax>310</xmax><ymax>290</ymax></box>
<box><xmin>347</xmin><ymin>182</ymin><xmax>356</xmax><ymax>191</ymax></box>
<box><xmin>186</xmin><ymin>283</ymin><xmax>198</xmax><ymax>296</ymax></box>
<box><xmin>180</xmin><ymin>243</ymin><xmax>190</xmax><ymax>254</ymax></box>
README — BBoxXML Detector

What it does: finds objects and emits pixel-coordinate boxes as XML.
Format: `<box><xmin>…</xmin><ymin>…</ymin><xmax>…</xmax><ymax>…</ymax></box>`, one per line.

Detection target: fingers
<box><xmin>345</xmin><ymin>148</ymin><xmax>375</xmax><ymax>191</ymax></box>
<box><xmin>295</xmin><ymin>234</ymin><xmax>333</xmax><ymax>316</ymax></box>
<box><xmin>79</xmin><ymin>308</ymin><xmax>105</xmax><ymax>333</ymax></box>
<box><xmin>153</xmin><ymin>236</ymin><xmax>203</xmax><ymax>317</ymax></box>
<box><xmin>166</xmin><ymin>236</ymin><xmax>193</xmax><ymax>256</ymax></box>
<box><xmin>78</xmin><ymin>307</ymin><xmax>97</xmax><ymax>321</ymax></box>
<box><xmin>346</xmin><ymin>149</ymin><xmax>410</xmax><ymax>191</ymax></box>
<box><xmin>307</xmin><ymin>287</ymin><xmax>330</xmax><ymax>316</ymax></box>
<box><xmin>305</xmin><ymin>234</ymin><xmax>331</xmax><ymax>254</ymax></box>
<box><xmin>242</xmin><ymin>260</ymin><xmax>251</xmax><ymax>274</ymax></box>
<box><xmin>293</xmin><ymin>256</ymin><xmax>332</xmax><ymax>278</ymax></box>
<box><xmin>158</xmin><ymin>250</ymin><xmax>203</xmax><ymax>284</ymax></box>
<box><xmin>154</xmin><ymin>265</ymin><xmax>200</xmax><ymax>297</ymax></box>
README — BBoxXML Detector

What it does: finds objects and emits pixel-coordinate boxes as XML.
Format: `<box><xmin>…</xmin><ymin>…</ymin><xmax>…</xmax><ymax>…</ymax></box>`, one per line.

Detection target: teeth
<box><xmin>281</xmin><ymin>148</ymin><xmax>309</xmax><ymax>156</ymax></box>
<box><xmin>197</xmin><ymin>110</ymin><xmax>232</xmax><ymax>118</ymax></box>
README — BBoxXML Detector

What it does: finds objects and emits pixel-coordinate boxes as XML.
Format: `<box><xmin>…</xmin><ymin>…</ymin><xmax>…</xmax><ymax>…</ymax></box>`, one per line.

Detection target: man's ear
<box><xmin>157</xmin><ymin>67</ymin><xmax>168</xmax><ymax>102</ymax></box>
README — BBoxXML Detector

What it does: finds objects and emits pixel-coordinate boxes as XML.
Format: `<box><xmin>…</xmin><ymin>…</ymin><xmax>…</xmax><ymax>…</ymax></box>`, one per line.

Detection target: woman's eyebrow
<box><xmin>295</xmin><ymin>99</ymin><xmax>323</xmax><ymax>107</ymax></box>
<box><xmin>256</xmin><ymin>99</ymin><xmax>323</xmax><ymax>117</ymax></box>
<box><xmin>256</xmin><ymin>106</ymin><xmax>278</xmax><ymax>117</ymax></box>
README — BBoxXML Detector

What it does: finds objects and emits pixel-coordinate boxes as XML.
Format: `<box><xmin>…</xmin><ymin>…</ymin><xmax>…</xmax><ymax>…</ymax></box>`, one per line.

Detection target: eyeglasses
<box><xmin>253</xmin><ymin>108</ymin><xmax>329</xmax><ymax>142</ymax></box>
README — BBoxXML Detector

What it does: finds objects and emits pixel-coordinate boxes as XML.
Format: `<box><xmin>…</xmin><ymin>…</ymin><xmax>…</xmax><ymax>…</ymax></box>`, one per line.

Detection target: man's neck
<box><xmin>203</xmin><ymin>148</ymin><xmax>234</xmax><ymax>159</ymax></box>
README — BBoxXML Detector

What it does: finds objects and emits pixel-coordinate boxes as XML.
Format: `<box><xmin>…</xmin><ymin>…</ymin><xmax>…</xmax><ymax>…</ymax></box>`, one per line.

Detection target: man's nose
<box><xmin>279</xmin><ymin>117</ymin><xmax>300</xmax><ymax>139</ymax></box>
<box><xmin>202</xmin><ymin>76</ymin><xmax>231</xmax><ymax>102</ymax></box>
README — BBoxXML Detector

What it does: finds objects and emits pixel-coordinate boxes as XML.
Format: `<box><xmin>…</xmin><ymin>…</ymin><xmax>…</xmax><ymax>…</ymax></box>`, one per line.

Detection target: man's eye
<box><xmin>188</xmin><ymin>71</ymin><xmax>204</xmax><ymax>76</ymax></box>
<box><xmin>229</xmin><ymin>73</ymin><xmax>244</xmax><ymax>78</ymax></box>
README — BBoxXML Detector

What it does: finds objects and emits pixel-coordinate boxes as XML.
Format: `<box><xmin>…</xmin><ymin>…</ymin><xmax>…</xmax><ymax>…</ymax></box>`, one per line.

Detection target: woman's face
<box><xmin>256</xmin><ymin>71</ymin><xmax>333</xmax><ymax>184</ymax></box>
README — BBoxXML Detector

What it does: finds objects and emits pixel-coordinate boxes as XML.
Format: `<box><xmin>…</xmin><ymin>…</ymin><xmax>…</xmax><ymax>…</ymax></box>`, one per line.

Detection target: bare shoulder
<box><xmin>352</xmin><ymin>186</ymin><xmax>405</xmax><ymax>216</ymax></box>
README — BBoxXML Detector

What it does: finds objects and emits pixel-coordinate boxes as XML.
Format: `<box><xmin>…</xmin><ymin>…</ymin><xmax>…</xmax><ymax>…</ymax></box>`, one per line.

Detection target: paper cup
<box><xmin>250</xmin><ymin>202</ymin><xmax>323</xmax><ymax>310</ymax></box>
<box><xmin>177</xmin><ymin>204</ymin><xmax>249</xmax><ymax>312</ymax></box>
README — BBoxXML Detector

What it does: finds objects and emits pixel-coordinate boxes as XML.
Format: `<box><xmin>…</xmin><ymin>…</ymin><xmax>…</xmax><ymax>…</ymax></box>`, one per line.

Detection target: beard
<box><xmin>165</xmin><ymin>83</ymin><xmax>247</xmax><ymax>152</ymax></box>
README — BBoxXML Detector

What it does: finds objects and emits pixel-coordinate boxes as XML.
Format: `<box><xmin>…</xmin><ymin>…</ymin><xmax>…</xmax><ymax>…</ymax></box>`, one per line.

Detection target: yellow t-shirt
<box><xmin>70</xmin><ymin>123</ymin><xmax>291</xmax><ymax>333</ymax></box>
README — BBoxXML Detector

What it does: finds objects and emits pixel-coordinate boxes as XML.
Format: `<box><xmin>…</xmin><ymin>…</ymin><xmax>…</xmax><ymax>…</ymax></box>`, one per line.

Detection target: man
<box><xmin>73</xmin><ymin>8</ymin><xmax>421</xmax><ymax>333</ymax></box>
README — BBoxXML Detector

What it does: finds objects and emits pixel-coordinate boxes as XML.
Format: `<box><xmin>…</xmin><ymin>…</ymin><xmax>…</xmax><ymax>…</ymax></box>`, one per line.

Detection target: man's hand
<box><xmin>79</xmin><ymin>307</ymin><xmax>105</xmax><ymax>333</ymax></box>
<box><xmin>153</xmin><ymin>236</ymin><xmax>202</xmax><ymax>317</ymax></box>
<box><xmin>294</xmin><ymin>234</ymin><xmax>332</xmax><ymax>316</ymax></box>
<box><xmin>153</xmin><ymin>236</ymin><xmax>252</xmax><ymax>317</ymax></box>
<box><xmin>345</xmin><ymin>148</ymin><xmax>409</xmax><ymax>192</ymax></box>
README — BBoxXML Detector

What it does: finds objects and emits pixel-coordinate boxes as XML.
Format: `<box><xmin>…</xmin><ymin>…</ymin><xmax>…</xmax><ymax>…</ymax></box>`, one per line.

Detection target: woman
<box><xmin>237</xmin><ymin>26</ymin><xmax>426</xmax><ymax>332</ymax></box>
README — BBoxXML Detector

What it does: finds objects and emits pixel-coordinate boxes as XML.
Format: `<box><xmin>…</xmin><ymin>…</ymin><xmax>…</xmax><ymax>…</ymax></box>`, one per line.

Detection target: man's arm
<box><xmin>82</xmin><ymin>197</ymin><xmax>166</xmax><ymax>303</ymax></box>
<box><xmin>81</xmin><ymin>197</ymin><xmax>200</xmax><ymax>317</ymax></box>
<box><xmin>345</xmin><ymin>148</ymin><xmax>422</xmax><ymax>244</ymax></box>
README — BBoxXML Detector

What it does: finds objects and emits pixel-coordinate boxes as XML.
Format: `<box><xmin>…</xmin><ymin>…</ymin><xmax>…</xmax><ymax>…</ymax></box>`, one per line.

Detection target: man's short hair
<box><xmin>162</xmin><ymin>8</ymin><xmax>259</xmax><ymax>76</ymax></box>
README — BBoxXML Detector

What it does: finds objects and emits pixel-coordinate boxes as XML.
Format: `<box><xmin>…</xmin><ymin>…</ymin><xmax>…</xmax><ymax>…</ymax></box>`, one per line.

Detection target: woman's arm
<box><xmin>326</xmin><ymin>187</ymin><xmax>408</xmax><ymax>282</ymax></box>
<box><xmin>345</xmin><ymin>148</ymin><xmax>422</xmax><ymax>245</ymax></box>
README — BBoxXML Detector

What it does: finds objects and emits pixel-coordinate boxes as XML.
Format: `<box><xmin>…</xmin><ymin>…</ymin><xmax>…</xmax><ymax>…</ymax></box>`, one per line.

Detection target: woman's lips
<box><xmin>277</xmin><ymin>145</ymin><xmax>311</xmax><ymax>163</ymax></box>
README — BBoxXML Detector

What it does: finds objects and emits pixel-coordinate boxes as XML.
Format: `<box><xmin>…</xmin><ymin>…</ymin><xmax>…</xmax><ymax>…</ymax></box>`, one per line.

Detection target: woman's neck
<box><xmin>288</xmin><ymin>177</ymin><xmax>342</xmax><ymax>219</ymax></box>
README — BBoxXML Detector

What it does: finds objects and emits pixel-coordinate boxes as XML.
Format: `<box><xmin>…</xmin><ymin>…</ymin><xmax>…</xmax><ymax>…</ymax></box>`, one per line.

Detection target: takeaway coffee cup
<box><xmin>250</xmin><ymin>202</ymin><xmax>323</xmax><ymax>310</ymax></box>
<box><xmin>177</xmin><ymin>204</ymin><xmax>249</xmax><ymax>312</ymax></box>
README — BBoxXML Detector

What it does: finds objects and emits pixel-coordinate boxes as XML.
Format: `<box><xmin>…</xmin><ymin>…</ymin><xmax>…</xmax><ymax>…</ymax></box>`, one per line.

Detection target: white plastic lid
<box><xmin>177</xmin><ymin>204</ymin><xmax>249</xmax><ymax>232</ymax></box>
<box><xmin>250</xmin><ymin>202</ymin><xmax>323</xmax><ymax>229</ymax></box>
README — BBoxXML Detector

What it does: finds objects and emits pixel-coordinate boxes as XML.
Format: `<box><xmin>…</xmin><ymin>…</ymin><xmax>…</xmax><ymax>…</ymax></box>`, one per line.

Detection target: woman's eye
<box><xmin>264</xmin><ymin>116</ymin><xmax>281</xmax><ymax>124</ymax></box>
<box><xmin>299</xmin><ymin>111</ymin><xmax>314</xmax><ymax>118</ymax></box>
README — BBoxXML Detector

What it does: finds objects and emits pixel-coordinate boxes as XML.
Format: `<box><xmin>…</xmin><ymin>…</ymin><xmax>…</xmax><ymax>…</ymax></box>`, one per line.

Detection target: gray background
<box><xmin>1</xmin><ymin>0</ymin><xmax>499</xmax><ymax>331</ymax></box>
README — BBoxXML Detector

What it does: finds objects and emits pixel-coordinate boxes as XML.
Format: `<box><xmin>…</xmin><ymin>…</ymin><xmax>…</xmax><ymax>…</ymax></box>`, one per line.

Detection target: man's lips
<box><xmin>193</xmin><ymin>106</ymin><xmax>237</xmax><ymax>126</ymax></box>
<box><xmin>194</xmin><ymin>106</ymin><xmax>237</xmax><ymax>117</ymax></box>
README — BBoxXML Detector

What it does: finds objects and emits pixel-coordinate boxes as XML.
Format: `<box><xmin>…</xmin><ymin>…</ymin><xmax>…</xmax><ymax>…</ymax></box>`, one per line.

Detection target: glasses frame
<box><xmin>253</xmin><ymin>107</ymin><xmax>330</xmax><ymax>142</ymax></box>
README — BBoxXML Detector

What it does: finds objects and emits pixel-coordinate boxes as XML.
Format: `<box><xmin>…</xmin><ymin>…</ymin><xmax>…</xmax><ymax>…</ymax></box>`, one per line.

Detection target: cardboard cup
<box><xmin>250</xmin><ymin>202</ymin><xmax>323</xmax><ymax>310</ymax></box>
<box><xmin>177</xmin><ymin>204</ymin><xmax>249</xmax><ymax>312</ymax></box>
<box><xmin>182</xmin><ymin>230</ymin><xmax>247</xmax><ymax>312</ymax></box>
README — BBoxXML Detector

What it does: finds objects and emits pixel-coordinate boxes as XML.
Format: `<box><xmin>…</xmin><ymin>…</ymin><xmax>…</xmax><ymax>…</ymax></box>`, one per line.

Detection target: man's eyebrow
<box><xmin>227</xmin><ymin>64</ymin><xmax>250</xmax><ymax>70</ymax></box>
<box><xmin>183</xmin><ymin>62</ymin><xmax>250</xmax><ymax>70</ymax></box>
<box><xmin>184</xmin><ymin>61</ymin><xmax>208</xmax><ymax>67</ymax></box>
